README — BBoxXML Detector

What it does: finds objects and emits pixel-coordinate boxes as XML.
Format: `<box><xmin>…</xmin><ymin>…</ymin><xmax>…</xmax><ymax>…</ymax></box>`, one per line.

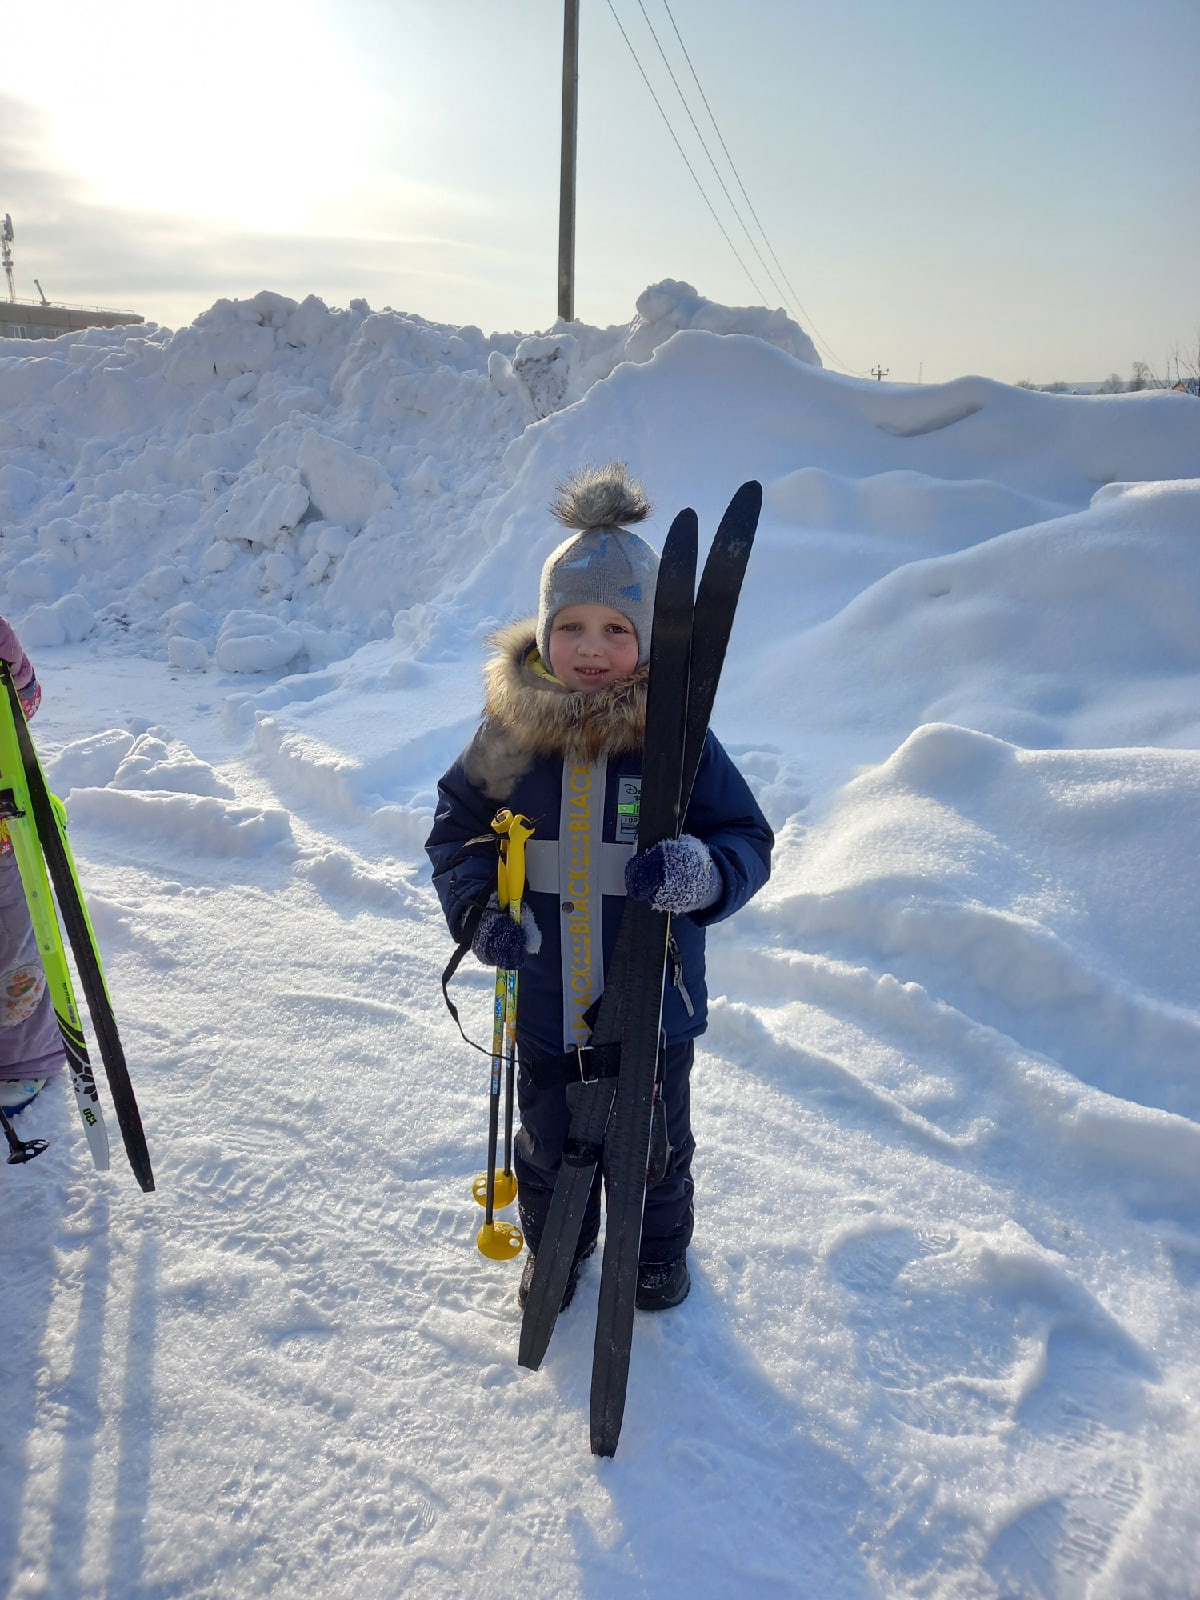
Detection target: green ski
<box><xmin>0</xmin><ymin>663</ymin><xmax>154</xmax><ymax>1190</ymax></box>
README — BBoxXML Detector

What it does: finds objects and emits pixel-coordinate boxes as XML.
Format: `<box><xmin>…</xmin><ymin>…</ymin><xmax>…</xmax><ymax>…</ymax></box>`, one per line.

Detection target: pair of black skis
<box><xmin>0</xmin><ymin>663</ymin><xmax>154</xmax><ymax>1190</ymax></box>
<box><xmin>518</xmin><ymin>479</ymin><xmax>761</xmax><ymax>1457</ymax></box>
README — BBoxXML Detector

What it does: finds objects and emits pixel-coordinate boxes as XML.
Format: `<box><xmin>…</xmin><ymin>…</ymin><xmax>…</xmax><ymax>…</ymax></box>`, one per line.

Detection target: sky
<box><xmin>1</xmin><ymin>287</ymin><xmax>1199</xmax><ymax>1597</ymax></box>
<box><xmin>3</xmin><ymin>0</ymin><xmax>1198</xmax><ymax>385</ymax></box>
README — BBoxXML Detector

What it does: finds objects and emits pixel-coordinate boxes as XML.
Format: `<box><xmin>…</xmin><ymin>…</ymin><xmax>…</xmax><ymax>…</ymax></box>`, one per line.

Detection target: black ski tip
<box><xmin>662</xmin><ymin>505</ymin><xmax>699</xmax><ymax>556</ymax></box>
<box><xmin>702</xmin><ymin>482</ymin><xmax>761</xmax><ymax>575</ymax></box>
<box><xmin>718</xmin><ymin>479</ymin><xmax>763</xmax><ymax>529</ymax></box>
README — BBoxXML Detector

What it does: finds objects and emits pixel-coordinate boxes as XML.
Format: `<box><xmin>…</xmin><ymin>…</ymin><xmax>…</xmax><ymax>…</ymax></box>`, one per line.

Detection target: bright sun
<box><xmin>11</xmin><ymin>0</ymin><xmax>378</xmax><ymax>234</ymax></box>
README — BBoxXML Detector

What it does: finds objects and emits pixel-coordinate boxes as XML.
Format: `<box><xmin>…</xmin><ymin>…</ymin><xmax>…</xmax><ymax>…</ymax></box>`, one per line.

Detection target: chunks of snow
<box><xmin>16</xmin><ymin>590</ymin><xmax>95</xmax><ymax>646</ymax></box>
<box><xmin>215</xmin><ymin>609</ymin><xmax>306</xmax><ymax>673</ymax></box>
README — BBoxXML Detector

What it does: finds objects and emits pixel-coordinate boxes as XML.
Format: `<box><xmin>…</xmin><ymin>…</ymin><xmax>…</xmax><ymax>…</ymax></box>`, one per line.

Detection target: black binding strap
<box><xmin>523</xmin><ymin>1041</ymin><xmax>623</xmax><ymax>1091</ymax></box>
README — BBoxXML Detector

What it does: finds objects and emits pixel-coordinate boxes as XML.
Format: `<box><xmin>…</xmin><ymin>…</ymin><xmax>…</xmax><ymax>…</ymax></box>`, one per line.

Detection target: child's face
<box><xmin>547</xmin><ymin>603</ymin><xmax>640</xmax><ymax>692</ymax></box>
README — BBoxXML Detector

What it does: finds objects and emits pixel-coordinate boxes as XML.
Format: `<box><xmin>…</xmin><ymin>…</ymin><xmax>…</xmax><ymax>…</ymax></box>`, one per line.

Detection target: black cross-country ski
<box><xmin>515</xmin><ymin>483</ymin><xmax>762</xmax><ymax>1449</ymax></box>
<box><xmin>680</xmin><ymin>481</ymin><xmax>763</xmax><ymax>813</ymax></box>
<box><xmin>0</xmin><ymin>663</ymin><xmax>155</xmax><ymax>1192</ymax></box>
<box><xmin>590</xmin><ymin>479</ymin><xmax>760</xmax><ymax>1457</ymax></box>
<box><xmin>517</xmin><ymin>504</ymin><xmax>697</xmax><ymax>1369</ymax></box>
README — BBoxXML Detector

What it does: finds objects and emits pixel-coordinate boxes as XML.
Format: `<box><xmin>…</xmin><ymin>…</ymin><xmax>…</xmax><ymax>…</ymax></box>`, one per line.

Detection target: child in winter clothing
<box><xmin>0</xmin><ymin>616</ymin><xmax>64</xmax><ymax>1115</ymax></box>
<box><xmin>426</xmin><ymin>463</ymin><xmax>772</xmax><ymax>1312</ymax></box>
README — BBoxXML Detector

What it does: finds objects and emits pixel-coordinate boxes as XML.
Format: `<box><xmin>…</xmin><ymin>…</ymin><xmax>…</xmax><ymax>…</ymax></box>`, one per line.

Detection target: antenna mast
<box><xmin>2</xmin><ymin>215</ymin><xmax>15</xmax><ymax>302</ymax></box>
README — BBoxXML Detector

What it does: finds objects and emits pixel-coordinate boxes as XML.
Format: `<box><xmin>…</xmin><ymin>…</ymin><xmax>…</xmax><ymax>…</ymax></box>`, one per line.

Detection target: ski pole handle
<box><xmin>504</xmin><ymin>813</ymin><xmax>534</xmax><ymax>912</ymax></box>
<box><xmin>492</xmin><ymin>809</ymin><xmax>512</xmax><ymax>908</ymax></box>
<box><xmin>491</xmin><ymin>809</ymin><xmax>536</xmax><ymax>913</ymax></box>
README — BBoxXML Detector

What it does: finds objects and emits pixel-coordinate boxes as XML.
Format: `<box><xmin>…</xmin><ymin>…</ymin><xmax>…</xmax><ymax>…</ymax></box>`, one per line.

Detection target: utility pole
<box><xmin>871</xmin><ymin>364</ymin><xmax>889</xmax><ymax>382</ymax></box>
<box><xmin>558</xmin><ymin>0</ymin><xmax>579</xmax><ymax>323</ymax></box>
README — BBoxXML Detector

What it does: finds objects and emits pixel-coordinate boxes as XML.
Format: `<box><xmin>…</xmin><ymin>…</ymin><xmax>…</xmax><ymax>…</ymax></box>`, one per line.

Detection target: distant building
<box><xmin>0</xmin><ymin>299</ymin><xmax>144</xmax><ymax>341</ymax></box>
<box><xmin>1</xmin><ymin>212</ymin><xmax>143</xmax><ymax>340</ymax></box>
<box><xmin>1171</xmin><ymin>378</ymin><xmax>1199</xmax><ymax>397</ymax></box>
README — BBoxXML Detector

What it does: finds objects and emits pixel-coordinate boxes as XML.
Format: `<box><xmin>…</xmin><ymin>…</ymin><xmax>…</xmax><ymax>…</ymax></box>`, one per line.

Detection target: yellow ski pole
<box><xmin>475</xmin><ymin>809</ymin><xmax>535</xmax><ymax>1260</ymax></box>
<box><xmin>499</xmin><ymin>810</ymin><xmax>534</xmax><ymax>1203</ymax></box>
<box><xmin>473</xmin><ymin>815</ymin><xmax>518</xmax><ymax>1220</ymax></box>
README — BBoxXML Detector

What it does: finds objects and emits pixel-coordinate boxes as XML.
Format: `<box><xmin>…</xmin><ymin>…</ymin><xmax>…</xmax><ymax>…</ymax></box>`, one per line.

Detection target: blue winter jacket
<box><xmin>426</xmin><ymin>622</ymin><xmax>773</xmax><ymax>1057</ymax></box>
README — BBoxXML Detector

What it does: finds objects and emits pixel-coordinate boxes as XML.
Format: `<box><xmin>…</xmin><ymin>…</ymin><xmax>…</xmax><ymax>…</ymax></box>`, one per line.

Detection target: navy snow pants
<box><xmin>514</xmin><ymin>1032</ymin><xmax>696</xmax><ymax>1267</ymax></box>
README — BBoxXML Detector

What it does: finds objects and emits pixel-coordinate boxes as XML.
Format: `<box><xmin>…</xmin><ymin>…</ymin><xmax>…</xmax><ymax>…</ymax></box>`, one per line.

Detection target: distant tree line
<box><xmin>1016</xmin><ymin>332</ymin><xmax>1199</xmax><ymax>394</ymax></box>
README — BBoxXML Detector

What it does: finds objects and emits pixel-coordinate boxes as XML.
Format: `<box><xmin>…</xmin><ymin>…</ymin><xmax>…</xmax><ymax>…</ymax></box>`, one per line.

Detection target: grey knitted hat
<box><xmin>536</xmin><ymin>463</ymin><xmax>658</xmax><ymax>668</ymax></box>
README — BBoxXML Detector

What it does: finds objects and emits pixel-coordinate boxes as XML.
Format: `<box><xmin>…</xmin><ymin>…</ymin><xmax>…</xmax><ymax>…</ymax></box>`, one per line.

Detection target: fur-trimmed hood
<box><xmin>463</xmin><ymin>618</ymin><xmax>648</xmax><ymax>800</ymax></box>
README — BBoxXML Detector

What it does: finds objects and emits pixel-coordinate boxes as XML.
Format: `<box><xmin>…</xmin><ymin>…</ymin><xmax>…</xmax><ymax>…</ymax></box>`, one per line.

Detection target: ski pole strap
<box><xmin>440</xmin><ymin>812</ymin><xmax>538</xmax><ymax>1052</ymax></box>
<box><xmin>439</xmin><ymin>902</ymin><xmax>495</xmax><ymax>1057</ymax></box>
<box><xmin>437</xmin><ymin>821</ymin><xmax>509</xmax><ymax>1051</ymax></box>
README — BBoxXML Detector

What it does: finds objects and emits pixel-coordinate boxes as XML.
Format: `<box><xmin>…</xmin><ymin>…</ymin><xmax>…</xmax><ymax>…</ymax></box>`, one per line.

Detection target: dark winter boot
<box><xmin>635</xmin><ymin>1253</ymin><xmax>690</xmax><ymax>1312</ymax></box>
<box><xmin>518</xmin><ymin>1239</ymin><xmax>597</xmax><ymax>1314</ymax></box>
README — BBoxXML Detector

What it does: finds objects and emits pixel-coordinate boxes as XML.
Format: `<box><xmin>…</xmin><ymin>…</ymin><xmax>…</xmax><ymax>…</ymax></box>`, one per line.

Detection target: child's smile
<box><xmin>547</xmin><ymin>603</ymin><xmax>640</xmax><ymax>692</ymax></box>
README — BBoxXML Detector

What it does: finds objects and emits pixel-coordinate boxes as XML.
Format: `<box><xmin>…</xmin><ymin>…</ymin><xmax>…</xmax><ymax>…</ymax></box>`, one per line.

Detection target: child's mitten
<box><xmin>471</xmin><ymin>898</ymin><xmax>541</xmax><ymax>969</ymax></box>
<box><xmin>624</xmin><ymin>834</ymin><xmax>721</xmax><ymax>914</ymax></box>
<box><xmin>16</xmin><ymin>673</ymin><xmax>41</xmax><ymax>718</ymax></box>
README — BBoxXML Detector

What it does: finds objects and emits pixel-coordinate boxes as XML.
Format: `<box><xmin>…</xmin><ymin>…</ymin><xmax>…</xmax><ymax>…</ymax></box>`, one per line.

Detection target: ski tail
<box><xmin>0</xmin><ymin>664</ymin><xmax>154</xmax><ymax>1191</ymax></box>
<box><xmin>0</xmin><ymin>695</ymin><xmax>111</xmax><ymax>1170</ymax></box>
<box><xmin>47</xmin><ymin>803</ymin><xmax>155</xmax><ymax>1192</ymax></box>
<box><xmin>54</xmin><ymin>1010</ymin><xmax>111</xmax><ymax>1172</ymax></box>
<box><xmin>517</xmin><ymin>1075</ymin><xmax>616</xmax><ymax>1369</ymax></box>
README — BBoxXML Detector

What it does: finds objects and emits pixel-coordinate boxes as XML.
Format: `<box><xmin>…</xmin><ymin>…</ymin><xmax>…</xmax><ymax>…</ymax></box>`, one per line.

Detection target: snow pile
<box><xmin>0</xmin><ymin>282</ymin><xmax>1199</xmax><ymax>1600</ymax></box>
<box><xmin>0</xmin><ymin>280</ymin><xmax>819</xmax><ymax>672</ymax></box>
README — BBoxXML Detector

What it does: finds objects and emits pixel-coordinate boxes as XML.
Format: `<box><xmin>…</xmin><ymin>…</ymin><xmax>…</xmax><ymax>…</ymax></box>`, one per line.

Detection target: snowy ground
<box><xmin>1</xmin><ymin>284</ymin><xmax>1199</xmax><ymax>1598</ymax></box>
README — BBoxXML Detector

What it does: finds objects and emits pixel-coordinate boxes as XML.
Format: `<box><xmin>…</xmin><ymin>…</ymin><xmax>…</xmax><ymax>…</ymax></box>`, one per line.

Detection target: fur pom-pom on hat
<box><xmin>538</xmin><ymin>462</ymin><xmax>659</xmax><ymax>669</ymax></box>
<box><xmin>551</xmin><ymin>462</ymin><xmax>652</xmax><ymax>532</ymax></box>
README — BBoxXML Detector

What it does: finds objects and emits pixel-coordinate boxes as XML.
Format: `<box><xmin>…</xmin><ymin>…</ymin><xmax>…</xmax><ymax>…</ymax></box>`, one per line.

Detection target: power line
<box><xmin>659</xmin><ymin>0</ymin><xmax>854</xmax><ymax>366</ymax></box>
<box><xmin>604</xmin><ymin>0</ymin><xmax>770</xmax><ymax>305</ymax></box>
<box><xmin>615</xmin><ymin>0</ymin><xmax>868</xmax><ymax>375</ymax></box>
<box><xmin>634</xmin><ymin>0</ymin><xmax>793</xmax><ymax>316</ymax></box>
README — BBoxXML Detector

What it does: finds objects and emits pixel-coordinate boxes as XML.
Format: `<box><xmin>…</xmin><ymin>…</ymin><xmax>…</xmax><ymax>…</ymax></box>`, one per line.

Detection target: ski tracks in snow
<box><xmin>6</xmin><ymin>653</ymin><xmax>1198</xmax><ymax>1598</ymax></box>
